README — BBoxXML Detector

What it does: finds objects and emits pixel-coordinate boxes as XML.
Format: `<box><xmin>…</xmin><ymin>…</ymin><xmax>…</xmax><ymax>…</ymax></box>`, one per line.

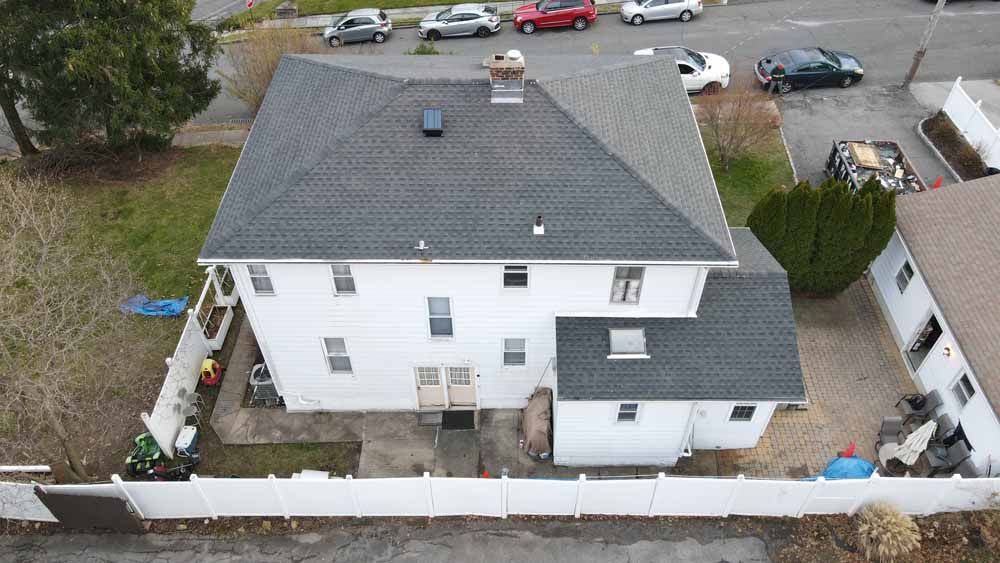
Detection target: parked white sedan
<box><xmin>620</xmin><ymin>0</ymin><xmax>702</xmax><ymax>25</ymax></box>
<box><xmin>634</xmin><ymin>46</ymin><xmax>730</xmax><ymax>94</ymax></box>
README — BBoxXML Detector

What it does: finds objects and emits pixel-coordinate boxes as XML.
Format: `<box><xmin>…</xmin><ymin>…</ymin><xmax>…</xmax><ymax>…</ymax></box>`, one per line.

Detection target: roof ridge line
<box><xmin>535</xmin><ymin>57</ymin><xmax>661</xmax><ymax>83</ymax></box>
<box><xmin>534</xmin><ymin>81</ymin><xmax>735</xmax><ymax>263</ymax></box>
<box><xmin>286</xmin><ymin>54</ymin><xmax>408</xmax><ymax>83</ymax></box>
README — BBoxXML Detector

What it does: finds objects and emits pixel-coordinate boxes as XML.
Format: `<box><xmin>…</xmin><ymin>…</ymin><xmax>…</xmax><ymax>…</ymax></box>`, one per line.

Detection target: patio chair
<box><xmin>875</xmin><ymin>416</ymin><xmax>906</xmax><ymax>475</ymax></box>
<box><xmin>929</xmin><ymin>413</ymin><xmax>957</xmax><ymax>447</ymax></box>
<box><xmin>897</xmin><ymin>390</ymin><xmax>944</xmax><ymax>425</ymax></box>
<box><xmin>927</xmin><ymin>440</ymin><xmax>972</xmax><ymax>477</ymax></box>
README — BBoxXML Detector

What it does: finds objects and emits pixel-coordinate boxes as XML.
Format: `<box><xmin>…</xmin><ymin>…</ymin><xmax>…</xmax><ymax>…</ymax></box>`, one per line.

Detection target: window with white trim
<box><xmin>611</xmin><ymin>266</ymin><xmax>644</xmax><ymax>303</ymax></box>
<box><xmin>416</xmin><ymin>366</ymin><xmax>441</xmax><ymax>386</ymax></box>
<box><xmin>952</xmin><ymin>373</ymin><xmax>976</xmax><ymax>407</ymax></box>
<box><xmin>503</xmin><ymin>265</ymin><xmax>528</xmax><ymax>288</ymax></box>
<box><xmin>331</xmin><ymin>264</ymin><xmax>357</xmax><ymax>295</ymax></box>
<box><xmin>427</xmin><ymin>297</ymin><xmax>453</xmax><ymax>337</ymax></box>
<box><xmin>617</xmin><ymin>403</ymin><xmax>639</xmax><ymax>423</ymax></box>
<box><xmin>322</xmin><ymin>337</ymin><xmax>352</xmax><ymax>374</ymax></box>
<box><xmin>247</xmin><ymin>264</ymin><xmax>274</xmax><ymax>294</ymax></box>
<box><xmin>448</xmin><ymin>367</ymin><xmax>472</xmax><ymax>386</ymax></box>
<box><xmin>609</xmin><ymin>328</ymin><xmax>647</xmax><ymax>357</ymax></box>
<box><xmin>895</xmin><ymin>261</ymin><xmax>914</xmax><ymax>293</ymax></box>
<box><xmin>503</xmin><ymin>338</ymin><xmax>526</xmax><ymax>366</ymax></box>
<box><xmin>729</xmin><ymin>404</ymin><xmax>757</xmax><ymax>422</ymax></box>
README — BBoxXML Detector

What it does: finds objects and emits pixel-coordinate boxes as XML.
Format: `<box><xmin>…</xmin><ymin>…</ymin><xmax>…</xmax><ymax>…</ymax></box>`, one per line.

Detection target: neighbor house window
<box><xmin>322</xmin><ymin>337</ymin><xmax>352</xmax><ymax>374</ymax></box>
<box><xmin>331</xmin><ymin>264</ymin><xmax>357</xmax><ymax>295</ymax></box>
<box><xmin>609</xmin><ymin>328</ymin><xmax>647</xmax><ymax>358</ymax></box>
<box><xmin>427</xmin><ymin>297</ymin><xmax>453</xmax><ymax>337</ymax></box>
<box><xmin>896</xmin><ymin>261</ymin><xmax>914</xmax><ymax>293</ymax></box>
<box><xmin>730</xmin><ymin>404</ymin><xmax>757</xmax><ymax>422</ymax></box>
<box><xmin>611</xmin><ymin>267</ymin><xmax>644</xmax><ymax>303</ymax></box>
<box><xmin>952</xmin><ymin>373</ymin><xmax>976</xmax><ymax>407</ymax></box>
<box><xmin>247</xmin><ymin>264</ymin><xmax>274</xmax><ymax>294</ymax></box>
<box><xmin>503</xmin><ymin>338</ymin><xmax>526</xmax><ymax>366</ymax></box>
<box><xmin>617</xmin><ymin>403</ymin><xmax>639</xmax><ymax>423</ymax></box>
<box><xmin>503</xmin><ymin>265</ymin><xmax>529</xmax><ymax>288</ymax></box>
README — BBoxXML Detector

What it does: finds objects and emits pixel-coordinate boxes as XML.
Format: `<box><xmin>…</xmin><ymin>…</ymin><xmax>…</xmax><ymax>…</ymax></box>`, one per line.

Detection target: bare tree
<box><xmin>219</xmin><ymin>30</ymin><xmax>327</xmax><ymax>117</ymax></box>
<box><xmin>0</xmin><ymin>171</ymin><xmax>164</xmax><ymax>481</ymax></box>
<box><xmin>696</xmin><ymin>78</ymin><xmax>779</xmax><ymax>171</ymax></box>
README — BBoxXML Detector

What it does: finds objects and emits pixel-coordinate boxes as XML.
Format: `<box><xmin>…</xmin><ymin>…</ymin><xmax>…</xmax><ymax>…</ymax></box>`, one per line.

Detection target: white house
<box><xmin>198</xmin><ymin>54</ymin><xmax>806</xmax><ymax>466</ymax></box>
<box><xmin>869</xmin><ymin>174</ymin><xmax>1000</xmax><ymax>477</ymax></box>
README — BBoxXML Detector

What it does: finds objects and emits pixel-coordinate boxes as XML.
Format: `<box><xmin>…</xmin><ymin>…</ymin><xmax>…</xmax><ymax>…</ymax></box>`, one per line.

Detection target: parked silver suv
<box><xmin>324</xmin><ymin>9</ymin><xmax>392</xmax><ymax>47</ymax></box>
<box><xmin>418</xmin><ymin>4</ymin><xmax>501</xmax><ymax>40</ymax></box>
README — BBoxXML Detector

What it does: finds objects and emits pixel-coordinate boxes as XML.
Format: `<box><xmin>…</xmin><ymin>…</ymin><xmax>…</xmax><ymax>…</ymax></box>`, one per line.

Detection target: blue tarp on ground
<box><xmin>120</xmin><ymin>295</ymin><xmax>188</xmax><ymax>317</ymax></box>
<box><xmin>806</xmin><ymin>455</ymin><xmax>877</xmax><ymax>480</ymax></box>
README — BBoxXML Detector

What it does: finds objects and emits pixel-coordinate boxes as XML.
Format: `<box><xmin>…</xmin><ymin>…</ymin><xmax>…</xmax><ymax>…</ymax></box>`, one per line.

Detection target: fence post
<box><xmin>111</xmin><ymin>474</ymin><xmax>145</xmax><ymax>520</ymax></box>
<box><xmin>796</xmin><ymin>476</ymin><xmax>824</xmax><ymax>518</ymax></box>
<box><xmin>269</xmin><ymin>475</ymin><xmax>290</xmax><ymax>520</ymax></box>
<box><xmin>924</xmin><ymin>474</ymin><xmax>961</xmax><ymax>515</ymax></box>
<box><xmin>848</xmin><ymin>471</ymin><xmax>880</xmax><ymax>516</ymax></box>
<box><xmin>573</xmin><ymin>474</ymin><xmax>586</xmax><ymax>518</ymax></box>
<box><xmin>189</xmin><ymin>475</ymin><xmax>218</xmax><ymax>520</ymax></box>
<box><xmin>646</xmin><ymin>473</ymin><xmax>666</xmax><ymax>517</ymax></box>
<box><xmin>721</xmin><ymin>475</ymin><xmax>744</xmax><ymax>517</ymax></box>
<box><xmin>500</xmin><ymin>475</ymin><xmax>509</xmax><ymax>519</ymax></box>
<box><xmin>424</xmin><ymin>472</ymin><xmax>435</xmax><ymax>518</ymax></box>
<box><xmin>346</xmin><ymin>475</ymin><xmax>362</xmax><ymax>518</ymax></box>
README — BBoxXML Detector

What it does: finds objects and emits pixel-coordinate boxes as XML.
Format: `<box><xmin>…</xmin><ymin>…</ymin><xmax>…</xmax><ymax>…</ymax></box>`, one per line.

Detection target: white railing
<box><xmin>4</xmin><ymin>472</ymin><xmax>999</xmax><ymax>523</ymax></box>
<box><xmin>942</xmin><ymin>76</ymin><xmax>1000</xmax><ymax>169</ymax></box>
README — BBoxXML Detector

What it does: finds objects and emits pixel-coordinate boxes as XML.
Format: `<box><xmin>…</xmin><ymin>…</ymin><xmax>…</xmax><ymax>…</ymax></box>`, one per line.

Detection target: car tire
<box><xmin>701</xmin><ymin>82</ymin><xmax>722</xmax><ymax>95</ymax></box>
<box><xmin>839</xmin><ymin>76</ymin><xmax>854</xmax><ymax>88</ymax></box>
<box><xmin>779</xmin><ymin>81</ymin><xmax>793</xmax><ymax>94</ymax></box>
<box><xmin>373</xmin><ymin>32</ymin><xmax>387</xmax><ymax>43</ymax></box>
<box><xmin>328</xmin><ymin>36</ymin><xmax>341</xmax><ymax>48</ymax></box>
<box><xmin>679</xmin><ymin>10</ymin><xmax>693</xmax><ymax>22</ymax></box>
<box><xmin>427</xmin><ymin>29</ymin><xmax>441</xmax><ymax>41</ymax></box>
<box><xmin>521</xmin><ymin>21</ymin><xmax>536</xmax><ymax>34</ymax></box>
<box><xmin>631</xmin><ymin>14</ymin><xmax>644</xmax><ymax>25</ymax></box>
<box><xmin>573</xmin><ymin>17</ymin><xmax>588</xmax><ymax>30</ymax></box>
<box><xmin>476</xmin><ymin>26</ymin><xmax>491</xmax><ymax>38</ymax></box>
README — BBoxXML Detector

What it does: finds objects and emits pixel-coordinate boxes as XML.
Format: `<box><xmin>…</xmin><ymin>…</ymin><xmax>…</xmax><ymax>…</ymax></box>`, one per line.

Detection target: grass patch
<box><xmin>197</xmin><ymin>440</ymin><xmax>361</xmax><ymax>477</ymax></box>
<box><xmin>702</xmin><ymin>126</ymin><xmax>795</xmax><ymax>227</ymax></box>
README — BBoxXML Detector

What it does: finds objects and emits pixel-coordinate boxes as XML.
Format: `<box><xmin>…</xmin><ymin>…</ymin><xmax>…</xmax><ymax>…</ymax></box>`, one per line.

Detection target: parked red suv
<box><xmin>514</xmin><ymin>0</ymin><xmax>597</xmax><ymax>34</ymax></box>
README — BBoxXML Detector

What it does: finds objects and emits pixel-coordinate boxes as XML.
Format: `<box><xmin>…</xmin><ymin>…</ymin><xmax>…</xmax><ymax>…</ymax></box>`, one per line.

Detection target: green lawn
<box><xmin>704</xmin><ymin>127</ymin><xmax>796</xmax><ymax>228</ymax></box>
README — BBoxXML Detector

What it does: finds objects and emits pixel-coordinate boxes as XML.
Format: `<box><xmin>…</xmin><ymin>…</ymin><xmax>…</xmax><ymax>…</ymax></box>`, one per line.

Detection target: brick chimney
<box><xmin>488</xmin><ymin>50</ymin><xmax>525</xmax><ymax>104</ymax></box>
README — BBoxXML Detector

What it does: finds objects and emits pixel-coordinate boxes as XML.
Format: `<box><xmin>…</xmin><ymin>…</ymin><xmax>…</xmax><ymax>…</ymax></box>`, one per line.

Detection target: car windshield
<box><xmin>437</xmin><ymin>8</ymin><xmax>452</xmax><ymax>19</ymax></box>
<box><xmin>818</xmin><ymin>48</ymin><xmax>840</xmax><ymax>67</ymax></box>
<box><xmin>684</xmin><ymin>49</ymin><xmax>706</xmax><ymax>70</ymax></box>
<box><xmin>331</xmin><ymin>15</ymin><xmax>346</xmax><ymax>26</ymax></box>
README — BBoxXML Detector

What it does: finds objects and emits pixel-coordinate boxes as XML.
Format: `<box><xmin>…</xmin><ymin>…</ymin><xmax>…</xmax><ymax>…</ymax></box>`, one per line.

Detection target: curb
<box><xmin>777</xmin><ymin>124</ymin><xmax>798</xmax><ymax>185</ymax></box>
<box><xmin>915</xmin><ymin>116</ymin><xmax>963</xmax><ymax>183</ymax></box>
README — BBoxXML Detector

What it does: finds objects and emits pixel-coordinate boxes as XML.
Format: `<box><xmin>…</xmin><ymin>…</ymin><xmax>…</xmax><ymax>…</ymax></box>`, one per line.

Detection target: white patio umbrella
<box><xmin>893</xmin><ymin>420</ymin><xmax>938</xmax><ymax>466</ymax></box>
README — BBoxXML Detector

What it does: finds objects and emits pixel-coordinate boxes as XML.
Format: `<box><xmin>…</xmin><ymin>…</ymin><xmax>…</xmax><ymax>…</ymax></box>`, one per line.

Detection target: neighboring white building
<box><xmin>198</xmin><ymin>54</ymin><xmax>805</xmax><ymax>466</ymax></box>
<box><xmin>869</xmin><ymin>174</ymin><xmax>1000</xmax><ymax>477</ymax></box>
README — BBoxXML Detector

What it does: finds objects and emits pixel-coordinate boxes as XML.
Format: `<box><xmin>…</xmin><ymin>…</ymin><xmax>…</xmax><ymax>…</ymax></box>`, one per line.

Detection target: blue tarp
<box><xmin>806</xmin><ymin>455</ymin><xmax>877</xmax><ymax>480</ymax></box>
<box><xmin>120</xmin><ymin>295</ymin><xmax>188</xmax><ymax>317</ymax></box>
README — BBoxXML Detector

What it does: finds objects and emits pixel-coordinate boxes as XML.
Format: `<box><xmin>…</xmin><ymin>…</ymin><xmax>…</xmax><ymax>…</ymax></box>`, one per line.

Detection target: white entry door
<box><xmin>446</xmin><ymin>366</ymin><xmax>477</xmax><ymax>407</ymax></box>
<box><xmin>414</xmin><ymin>366</ymin><xmax>447</xmax><ymax>409</ymax></box>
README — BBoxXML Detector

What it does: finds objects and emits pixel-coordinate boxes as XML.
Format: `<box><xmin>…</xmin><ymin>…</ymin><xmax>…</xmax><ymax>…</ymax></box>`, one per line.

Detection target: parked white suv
<box><xmin>634</xmin><ymin>46</ymin><xmax>730</xmax><ymax>94</ymax></box>
<box><xmin>620</xmin><ymin>0</ymin><xmax>702</xmax><ymax>25</ymax></box>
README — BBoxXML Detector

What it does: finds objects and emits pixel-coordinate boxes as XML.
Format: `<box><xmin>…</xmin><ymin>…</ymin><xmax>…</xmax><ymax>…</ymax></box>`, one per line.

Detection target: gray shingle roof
<box><xmin>199</xmin><ymin>55</ymin><xmax>735</xmax><ymax>263</ymax></box>
<box><xmin>555</xmin><ymin>229</ymin><xmax>805</xmax><ymax>402</ymax></box>
<box><xmin>895</xmin><ymin>175</ymin><xmax>1000</xmax><ymax>417</ymax></box>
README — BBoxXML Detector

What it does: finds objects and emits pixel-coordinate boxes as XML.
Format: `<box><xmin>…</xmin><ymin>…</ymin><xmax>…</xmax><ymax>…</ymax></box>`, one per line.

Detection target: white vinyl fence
<box><xmin>4</xmin><ymin>473</ymin><xmax>1000</xmax><ymax>523</ymax></box>
<box><xmin>942</xmin><ymin>76</ymin><xmax>1000</xmax><ymax>169</ymax></box>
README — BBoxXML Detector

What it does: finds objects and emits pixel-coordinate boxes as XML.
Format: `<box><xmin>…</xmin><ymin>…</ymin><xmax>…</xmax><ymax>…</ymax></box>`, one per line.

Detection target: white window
<box><xmin>729</xmin><ymin>404</ymin><xmax>757</xmax><ymax>422</ymax></box>
<box><xmin>331</xmin><ymin>264</ymin><xmax>357</xmax><ymax>295</ymax></box>
<box><xmin>322</xmin><ymin>337</ymin><xmax>352</xmax><ymax>374</ymax></box>
<box><xmin>611</xmin><ymin>266</ymin><xmax>644</xmax><ymax>303</ymax></box>
<box><xmin>416</xmin><ymin>366</ymin><xmax>441</xmax><ymax>386</ymax></box>
<box><xmin>952</xmin><ymin>373</ymin><xmax>976</xmax><ymax>407</ymax></box>
<box><xmin>448</xmin><ymin>367</ymin><xmax>472</xmax><ymax>386</ymax></box>
<box><xmin>427</xmin><ymin>297</ymin><xmax>453</xmax><ymax>337</ymax></box>
<box><xmin>503</xmin><ymin>338</ymin><xmax>527</xmax><ymax>366</ymax></box>
<box><xmin>896</xmin><ymin>261</ymin><xmax>914</xmax><ymax>293</ymax></box>
<box><xmin>503</xmin><ymin>265</ymin><xmax>528</xmax><ymax>288</ymax></box>
<box><xmin>247</xmin><ymin>264</ymin><xmax>274</xmax><ymax>294</ymax></box>
<box><xmin>617</xmin><ymin>403</ymin><xmax>639</xmax><ymax>423</ymax></box>
<box><xmin>608</xmin><ymin>328</ymin><xmax>648</xmax><ymax>358</ymax></box>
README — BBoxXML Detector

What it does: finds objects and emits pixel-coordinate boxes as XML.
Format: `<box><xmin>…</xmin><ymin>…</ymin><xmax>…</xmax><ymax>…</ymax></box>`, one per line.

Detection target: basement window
<box><xmin>608</xmin><ymin>328</ymin><xmax>649</xmax><ymax>359</ymax></box>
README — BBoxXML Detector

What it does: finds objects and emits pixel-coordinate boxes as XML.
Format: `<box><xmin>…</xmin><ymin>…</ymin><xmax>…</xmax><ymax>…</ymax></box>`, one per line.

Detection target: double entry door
<box><xmin>414</xmin><ymin>366</ymin><xmax>477</xmax><ymax>409</ymax></box>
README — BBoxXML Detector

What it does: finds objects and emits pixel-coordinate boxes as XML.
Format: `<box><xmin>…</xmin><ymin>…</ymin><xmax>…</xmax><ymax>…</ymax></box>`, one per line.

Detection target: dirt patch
<box><xmin>921</xmin><ymin>111</ymin><xmax>990</xmax><ymax>181</ymax></box>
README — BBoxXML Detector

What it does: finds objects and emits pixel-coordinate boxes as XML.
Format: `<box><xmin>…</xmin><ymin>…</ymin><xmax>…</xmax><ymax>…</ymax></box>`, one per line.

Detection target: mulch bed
<box><xmin>921</xmin><ymin>111</ymin><xmax>990</xmax><ymax>181</ymax></box>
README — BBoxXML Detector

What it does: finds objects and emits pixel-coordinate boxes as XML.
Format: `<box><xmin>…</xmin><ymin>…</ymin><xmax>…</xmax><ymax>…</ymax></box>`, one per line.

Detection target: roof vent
<box><xmin>488</xmin><ymin>50</ymin><xmax>525</xmax><ymax>104</ymax></box>
<box><xmin>533</xmin><ymin>214</ymin><xmax>544</xmax><ymax>236</ymax></box>
<box><xmin>422</xmin><ymin>108</ymin><xmax>442</xmax><ymax>137</ymax></box>
<box><xmin>414</xmin><ymin>239</ymin><xmax>430</xmax><ymax>251</ymax></box>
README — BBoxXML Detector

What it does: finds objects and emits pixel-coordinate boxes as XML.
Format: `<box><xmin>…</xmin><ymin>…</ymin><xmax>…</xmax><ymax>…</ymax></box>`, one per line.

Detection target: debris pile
<box><xmin>826</xmin><ymin>140</ymin><xmax>926</xmax><ymax>195</ymax></box>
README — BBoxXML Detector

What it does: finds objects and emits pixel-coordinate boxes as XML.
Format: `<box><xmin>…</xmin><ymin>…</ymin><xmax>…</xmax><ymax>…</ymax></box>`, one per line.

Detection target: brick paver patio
<box><xmin>698</xmin><ymin>279</ymin><xmax>917</xmax><ymax>479</ymax></box>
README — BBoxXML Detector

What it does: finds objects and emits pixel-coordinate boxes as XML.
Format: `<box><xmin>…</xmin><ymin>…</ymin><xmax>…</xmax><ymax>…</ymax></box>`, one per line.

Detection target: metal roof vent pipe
<box><xmin>533</xmin><ymin>214</ymin><xmax>544</xmax><ymax>236</ymax></box>
<box><xmin>423</xmin><ymin>108</ymin><xmax>442</xmax><ymax>137</ymax></box>
<box><xmin>488</xmin><ymin>50</ymin><xmax>525</xmax><ymax>104</ymax></box>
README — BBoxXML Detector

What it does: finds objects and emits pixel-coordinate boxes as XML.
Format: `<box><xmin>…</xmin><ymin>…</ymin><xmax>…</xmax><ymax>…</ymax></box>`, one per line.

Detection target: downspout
<box><xmin>679</xmin><ymin>402</ymin><xmax>700</xmax><ymax>457</ymax></box>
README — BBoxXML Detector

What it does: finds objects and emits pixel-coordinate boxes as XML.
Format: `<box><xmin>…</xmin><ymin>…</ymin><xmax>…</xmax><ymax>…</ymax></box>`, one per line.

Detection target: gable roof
<box><xmin>556</xmin><ymin>228</ymin><xmax>805</xmax><ymax>401</ymax></box>
<box><xmin>894</xmin><ymin>175</ymin><xmax>1000</xmax><ymax>416</ymax></box>
<box><xmin>199</xmin><ymin>55</ymin><xmax>735</xmax><ymax>264</ymax></box>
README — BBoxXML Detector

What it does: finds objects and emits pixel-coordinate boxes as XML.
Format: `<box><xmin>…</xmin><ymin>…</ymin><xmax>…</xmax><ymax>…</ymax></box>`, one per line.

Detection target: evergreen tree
<box><xmin>745</xmin><ymin>188</ymin><xmax>787</xmax><ymax>252</ymax></box>
<box><xmin>778</xmin><ymin>181</ymin><xmax>820</xmax><ymax>288</ymax></box>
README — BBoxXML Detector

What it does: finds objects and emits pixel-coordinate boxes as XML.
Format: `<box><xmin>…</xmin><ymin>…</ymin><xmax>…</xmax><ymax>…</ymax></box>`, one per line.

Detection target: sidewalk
<box><xmin>910</xmin><ymin>79</ymin><xmax>1000</xmax><ymax>126</ymax></box>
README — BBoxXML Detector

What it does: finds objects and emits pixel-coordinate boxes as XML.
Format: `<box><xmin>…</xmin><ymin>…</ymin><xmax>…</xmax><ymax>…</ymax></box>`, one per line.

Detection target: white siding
<box><xmin>232</xmin><ymin>262</ymin><xmax>703</xmax><ymax>412</ymax></box>
<box><xmin>553</xmin><ymin>401</ymin><xmax>693</xmax><ymax>466</ymax></box>
<box><xmin>870</xmin><ymin>232</ymin><xmax>1000</xmax><ymax>476</ymax></box>
<box><xmin>690</xmin><ymin>402</ymin><xmax>777</xmax><ymax>450</ymax></box>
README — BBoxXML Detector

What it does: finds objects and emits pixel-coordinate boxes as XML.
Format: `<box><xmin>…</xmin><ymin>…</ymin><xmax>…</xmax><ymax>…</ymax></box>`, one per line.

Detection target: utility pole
<box><xmin>902</xmin><ymin>0</ymin><xmax>947</xmax><ymax>88</ymax></box>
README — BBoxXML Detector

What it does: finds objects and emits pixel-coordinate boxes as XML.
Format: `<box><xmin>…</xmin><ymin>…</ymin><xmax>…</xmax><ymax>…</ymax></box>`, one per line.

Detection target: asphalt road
<box><xmin>192</xmin><ymin>0</ymin><xmax>249</xmax><ymax>22</ymax></box>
